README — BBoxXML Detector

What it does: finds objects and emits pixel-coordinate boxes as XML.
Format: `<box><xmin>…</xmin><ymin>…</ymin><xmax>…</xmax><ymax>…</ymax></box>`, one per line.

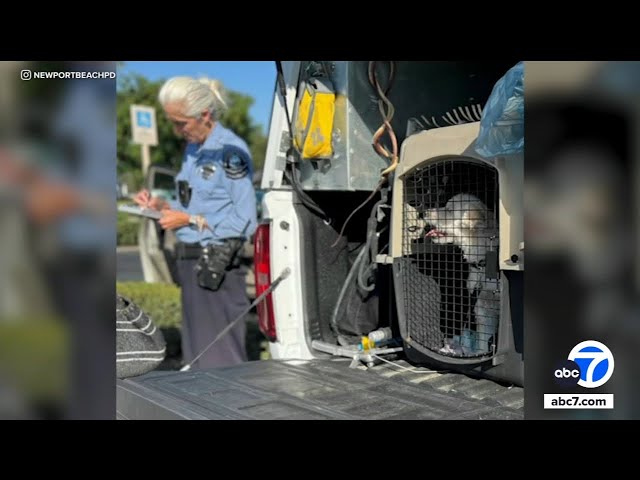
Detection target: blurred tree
<box><xmin>117</xmin><ymin>73</ymin><xmax>267</xmax><ymax>190</ymax></box>
<box><xmin>220</xmin><ymin>91</ymin><xmax>267</xmax><ymax>173</ymax></box>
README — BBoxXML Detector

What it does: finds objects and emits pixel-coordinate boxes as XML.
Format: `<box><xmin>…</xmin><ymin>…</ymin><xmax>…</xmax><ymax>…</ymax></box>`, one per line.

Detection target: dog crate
<box><xmin>390</xmin><ymin>122</ymin><xmax>524</xmax><ymax>386</ymax></box>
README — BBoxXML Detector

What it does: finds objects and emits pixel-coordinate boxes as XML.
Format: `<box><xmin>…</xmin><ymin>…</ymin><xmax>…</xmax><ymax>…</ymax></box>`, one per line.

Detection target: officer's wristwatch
<box><xmin>189</xmin><ymin>214</ymin><xmax>198</xmax><ymax>226</ymax></box>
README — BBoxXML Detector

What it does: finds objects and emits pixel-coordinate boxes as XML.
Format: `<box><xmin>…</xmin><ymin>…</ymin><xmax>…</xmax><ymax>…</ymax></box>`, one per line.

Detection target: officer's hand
<box><xmin>134</xmin><ymin>189</ymin><xmax>168</xmax><ymax>211</ymax></box>
<box><xmin>159</xmin><ymin>209</ymin><xmax>190</xmax><ymax>230</ymax></box>
<box><xmin>25</xmin><ymin>180</ymin><xmax>82</xmax><ymax>225</ymax></box>
<box><xmin>148</xmin><ymin>196</ymin><xmax>169</xmax><ymax>211</ymax></box>
<box><xmin>133</xmin><ymin>189</ymin><xmax>151</xmax><ymax>208</ymax></box>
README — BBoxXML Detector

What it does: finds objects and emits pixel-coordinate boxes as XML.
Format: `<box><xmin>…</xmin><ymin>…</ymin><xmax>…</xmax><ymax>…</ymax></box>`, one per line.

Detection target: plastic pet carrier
<box><xmin>390</xmin><ymin>122</ymin><xmax>524</xmax><ymax>386</ymax></box>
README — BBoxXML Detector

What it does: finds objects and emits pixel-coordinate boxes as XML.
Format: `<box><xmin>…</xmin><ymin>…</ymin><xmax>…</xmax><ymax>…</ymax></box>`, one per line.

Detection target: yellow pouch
<box><xmin>294</xmin><ymin>77</ymin><xmax>335</xmax><ymax>160</ymax></box>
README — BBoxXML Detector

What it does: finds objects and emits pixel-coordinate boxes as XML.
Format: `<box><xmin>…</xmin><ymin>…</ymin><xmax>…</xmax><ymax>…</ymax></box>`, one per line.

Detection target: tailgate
<box><xmin>117</xmin><ymin>359</ymin><xmax>523</xmax><ymax>420</ymax></box>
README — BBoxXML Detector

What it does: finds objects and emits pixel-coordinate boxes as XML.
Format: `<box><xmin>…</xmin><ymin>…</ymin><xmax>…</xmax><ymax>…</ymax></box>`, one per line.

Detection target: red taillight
<box><xmin>254</xmin><ymin>222</ymin><xmax>277</xmax><ymax>342</ymax></box>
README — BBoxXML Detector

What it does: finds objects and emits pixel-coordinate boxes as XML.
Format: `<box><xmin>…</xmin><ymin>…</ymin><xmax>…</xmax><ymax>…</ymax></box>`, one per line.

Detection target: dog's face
<box><xmin>424</xmin><ymin>193</ymin><xmax>490</xmax><ymax>240</ymax></box>
<box><xmin>425</xmin><ymin>193</ymin><xmax>496</xmax><ymax>263</ymax></box>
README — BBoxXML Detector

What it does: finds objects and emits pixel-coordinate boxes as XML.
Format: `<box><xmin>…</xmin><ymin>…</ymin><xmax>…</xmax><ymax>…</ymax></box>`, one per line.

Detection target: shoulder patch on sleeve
<box><xmin>222</xmin><ymin>145</ymin><xmax>250</xmax><ymax>179</ymax></box>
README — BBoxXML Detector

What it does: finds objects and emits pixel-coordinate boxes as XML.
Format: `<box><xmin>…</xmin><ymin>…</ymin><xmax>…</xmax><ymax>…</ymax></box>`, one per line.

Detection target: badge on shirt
<box><xmin>198</xmin><ymin>163</ymin><xmax>217</xmax><ymax>180</ymax></box>
<box><xmin>222</xmin><ymin>146</ymin><xmax>250</xmax><ymax>179</ymax></box>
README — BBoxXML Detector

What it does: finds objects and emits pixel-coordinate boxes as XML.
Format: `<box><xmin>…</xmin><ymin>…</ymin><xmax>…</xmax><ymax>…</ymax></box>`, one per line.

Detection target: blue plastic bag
<box><xmin>474</xmin><ymin>62</ymin><xmax>524</xmax><ymax>158</ymax></box>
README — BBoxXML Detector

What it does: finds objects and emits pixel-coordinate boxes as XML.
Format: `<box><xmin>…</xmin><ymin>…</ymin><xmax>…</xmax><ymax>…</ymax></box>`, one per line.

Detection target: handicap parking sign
<box><xmin>136</xmin><ymin>111</ymin><xmax>152</xmax><ymax>128</ymax></box>
<box><xmin>130</xmin><ymin>105</ymin><xmax>158</xmax><ymax>146</ymax></box>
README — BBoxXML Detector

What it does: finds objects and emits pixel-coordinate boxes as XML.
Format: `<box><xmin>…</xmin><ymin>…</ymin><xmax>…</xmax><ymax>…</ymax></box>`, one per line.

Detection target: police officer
<box><xmin>134</xmin><ymin>76</ymin><xmax>257</xmax><ymax>370</ymax></box>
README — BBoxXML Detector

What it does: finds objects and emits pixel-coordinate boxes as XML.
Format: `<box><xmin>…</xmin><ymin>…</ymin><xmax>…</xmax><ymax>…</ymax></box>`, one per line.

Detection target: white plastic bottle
<box><xmin>368</xmin><ymin>327</ymin><xmax>392</xmax><ymax>344</ymax></box>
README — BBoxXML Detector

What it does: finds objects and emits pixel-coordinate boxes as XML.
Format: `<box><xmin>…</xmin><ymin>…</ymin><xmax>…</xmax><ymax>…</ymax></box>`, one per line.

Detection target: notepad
<box><xmin>117</xmin><ymin>204</ymin><xmax>163</xmax><ymax>220</ymax></box>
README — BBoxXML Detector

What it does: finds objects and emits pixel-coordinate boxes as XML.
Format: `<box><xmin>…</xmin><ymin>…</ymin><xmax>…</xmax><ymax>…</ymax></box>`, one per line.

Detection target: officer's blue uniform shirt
<box><xmin>52</xmin><ymin>73</ymin><xmax>116</xmax><ymax>252</ymax></box>
<box><xmin>169</xmin><ymin>124</ymin><xmax>257</xmax><ymax>246</ymax></box>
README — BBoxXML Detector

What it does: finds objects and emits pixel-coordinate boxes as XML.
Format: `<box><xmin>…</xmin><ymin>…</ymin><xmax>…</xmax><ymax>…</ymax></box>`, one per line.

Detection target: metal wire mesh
<box><xmin>401</xmin><ymin>158</ymin><xmax>500</xmax><ymax>358</ymax></box>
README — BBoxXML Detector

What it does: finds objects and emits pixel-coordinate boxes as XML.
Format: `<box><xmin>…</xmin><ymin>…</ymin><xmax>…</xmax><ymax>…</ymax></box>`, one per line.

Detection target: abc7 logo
<box><xmin>554</xmin><ymin>341</ymin><xmax>615</xmax><ymax>388</ymax></box>
<box><xmin>554</xmin><ymin>360</ymin><xmax>581</xmax><ymax>387</ymax></box>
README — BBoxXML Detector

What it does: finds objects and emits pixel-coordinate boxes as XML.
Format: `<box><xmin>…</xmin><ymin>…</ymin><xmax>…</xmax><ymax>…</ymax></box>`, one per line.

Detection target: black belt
<box><xmin>175</xmin><ymin>242</ymin><xmax>203</xmax><ymax>260</ymax></box>
<box><xmin>175</xmin><ymin>239</ymin><xmax>245</xmax><ymax>260</ymax></box>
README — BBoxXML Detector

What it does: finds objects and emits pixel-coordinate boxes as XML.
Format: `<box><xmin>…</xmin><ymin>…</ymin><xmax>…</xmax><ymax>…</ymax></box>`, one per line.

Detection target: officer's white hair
<box><xmin>158</xmin><ymin>76</ymin><xmax>228</xmax><ymax>119</ymax></box>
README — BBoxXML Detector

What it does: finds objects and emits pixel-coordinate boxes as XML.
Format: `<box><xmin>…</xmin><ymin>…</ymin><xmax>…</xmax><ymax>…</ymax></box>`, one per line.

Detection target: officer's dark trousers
<box><xmin>177</xmin><ymin>259</ymin><xmax>248</xmax><ymax>369</ymax></box>
<box><xmin>46</xmin><ymin>252</ymin><xmax>115</xmax><ymax>420</ymax></box>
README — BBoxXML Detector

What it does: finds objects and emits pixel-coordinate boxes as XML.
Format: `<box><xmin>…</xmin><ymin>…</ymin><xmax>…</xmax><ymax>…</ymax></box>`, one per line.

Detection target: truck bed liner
<box><xmin>117</xmin><ymin>358</ymin><xmax>523</xmax><ymax>420</ymax></box>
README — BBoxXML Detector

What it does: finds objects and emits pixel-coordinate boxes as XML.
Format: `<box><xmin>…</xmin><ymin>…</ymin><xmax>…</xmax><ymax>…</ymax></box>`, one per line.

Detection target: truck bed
<box><xmin>116</xmin><ymin>358</ymin><xmax>523</xmax><ymax>420</ymax></box>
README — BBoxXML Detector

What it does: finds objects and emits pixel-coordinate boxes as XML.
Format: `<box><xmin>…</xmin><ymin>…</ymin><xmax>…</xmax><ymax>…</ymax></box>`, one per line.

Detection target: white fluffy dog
<box><xmin>424</xmin><ymin>193</ymin><xmax>500</xmax><ymax>355</ymax></box>
<box><xmin>424</xmin><ymin>194</ymin><xmax>496</xmax><ymax>264</ymax></box>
